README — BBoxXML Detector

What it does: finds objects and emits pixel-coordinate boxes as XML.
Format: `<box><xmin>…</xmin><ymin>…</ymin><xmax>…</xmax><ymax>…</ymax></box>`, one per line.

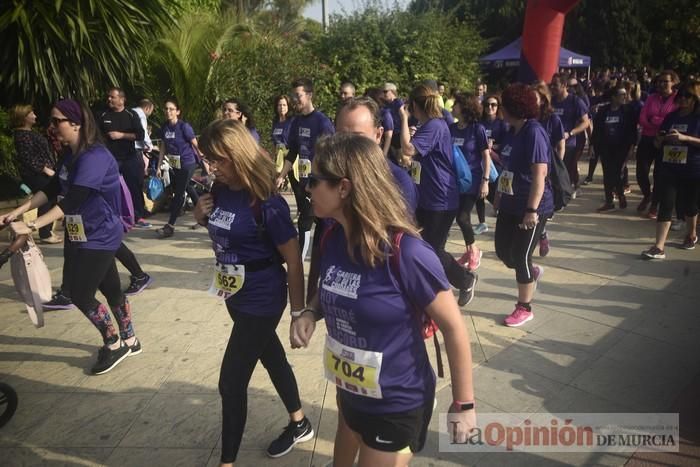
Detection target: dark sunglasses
<box><xmin>486</xmin><ymin>102</ymin><xmax>499</xmax><ymax>107</ymax></box>
<box><xmin>49</xmin><ymin>117</ymin><xmax>71</xmax><ymax>127</ymax></box>
<box><xmin>308</xmin><ymin>173</ymin><xmax>342</xmax><ymax>189</ymax></box>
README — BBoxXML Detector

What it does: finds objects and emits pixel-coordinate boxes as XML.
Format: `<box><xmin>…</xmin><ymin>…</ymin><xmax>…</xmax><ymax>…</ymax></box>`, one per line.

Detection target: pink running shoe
<box><xmin>504</xmin><ymin>304</ymin><xmax>533</xmax><ymax>327</ymax></box>
<box><xmin>532</xmin><ymin>265</ymin><xmax>544</xmax><ymax>291</ymax></box>
<box><xmin>457</xmin><ymin>245</ymin><xmax>482</xmax><ymax>271</ymax></box>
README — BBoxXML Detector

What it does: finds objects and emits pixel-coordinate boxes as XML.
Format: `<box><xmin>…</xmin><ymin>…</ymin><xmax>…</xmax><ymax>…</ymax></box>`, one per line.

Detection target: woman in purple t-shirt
<box><xmin>156</xmin><ymin>98</ymin><xmax>203</xmax><ymax>238</ymax></box>
<box><xmin>398</xmin><ymin>84</ymin><xmax>477</xmax><ymax>307</ymax></box>
<box><xmin>449</xmin><ymin>94</ymin><xmax>491</xmax><ymax>272</ymax></box>
<box><xmin>291</xmin><ymin>133</ymin><xmax>476</xmax><ymax>465</ymax></box>
<box><xmin>193</xmin><ymin>119</ymin><xmax>312</xmax><ymax>465</ymax></box>
<box><xmin>3</xmin><ymin>99</ymin><xmax>138</xmax><ymax>375</ymax></box>
<box><xmin>495</xmin><ymin>84</ymin><xmax>554</xmax><ymax>328</ymax></box>
<box><xmin>642</xmin><ymin>81</ymin><xmax>700</xmax><ymax>259</ymax></box>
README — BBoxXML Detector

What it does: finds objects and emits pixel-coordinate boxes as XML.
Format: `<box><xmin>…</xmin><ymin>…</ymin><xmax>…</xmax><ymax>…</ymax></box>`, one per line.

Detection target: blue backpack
<box><xmin>452</xmin><ymin>145</ymin><xmax>473</xmax><ymax>194</ymax></box>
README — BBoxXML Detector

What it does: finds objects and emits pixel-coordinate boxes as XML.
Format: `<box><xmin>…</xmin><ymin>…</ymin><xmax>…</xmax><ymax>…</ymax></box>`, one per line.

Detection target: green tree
<box><xmin>639</xmin><ymin>0</ymin><xmax>699</xmax><ymax>74</ymax></box>
<box><xmin>316</xmin><ymin>7</ymin><xmax>486</xmax><ymax>95</ymax></box>
<box><xmin>564</xmin><ymin>0</ymin><xmax>650</xmax><ymax>69</ymax></box>
<box><xmin>0</xmin><ymin>0</ymin><xmax>173</xmax><ymax>108</ymax></box>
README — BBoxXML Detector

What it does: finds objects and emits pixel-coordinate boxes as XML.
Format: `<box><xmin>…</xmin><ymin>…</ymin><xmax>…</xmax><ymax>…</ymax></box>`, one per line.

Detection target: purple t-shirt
<box><xmin>388</xmin><ymin>161</ymin><xmax>418</xmax><ymax>216</ymax></box>
<box><xmin>207</xmin><ymin>187</ymin><xmax>297</xmax><ymax>316</ymax></box>
<box><xmin>552</xmin><ymin>94</ymin><xmax>588</xmax><ymax>148</ymax></box>
<box><xmin>381</xmin><ymin>107</ymin><xmax>395</xmax><ymax>133</ymax></box>
<box><xmin>540</xmin><ymin>113</ymin><xmax>565</xmax><ymax>151</ymax></box>
<box><xmin>498</xmin><ymin>120</ymin><xmax>554</xmax><ymax>217</ymax></box>
<box><xmin>57</xmin><ymin>145</ymin><xmax>124</xmax><ymax>251</ymax></box>
<box><xmin>288</xmin><ymin>110</ymin><xmax>335</xmax><ymax>172</ymax></box>
<box><xmin>160</xmin><ymin>120</ymin><xmax>198</xmax><ymax>168</ymax></box>
<box><xmin>388</xmin><ymin>99</ymin><xmax>404</xmax><ymax>136</ymax></box>
<box><xmin>450</xmin><ymin>122</ymin><xmax>489</xmax><ymax>194</ymax></box>
<box><xmin>659</xmin><ymin>111</ymin><xmax>700</xmax><ymax>179</ymax></box>
<box><xmin>319</xmin><ymin>226</ymin><xmax>449</xmax><ymax>413</ymax></box>
<box><xmin>412</xmin><ymin>118</ymin><xmax>458</xmax><ymax>211</ymax></box>
<box><xmin>481</xmin><ymin>118</ymin><xmax>509</xmax><ymax>145</ymax></box>
<box><xmin>272</xmin><ymin>118</ymin><xmax>293</xmax><ymax>147</ymax></box>
<box><xmin>249</xmin><ymin>127</ymin><xmax>261</xmax><ymax>143</ymax></box>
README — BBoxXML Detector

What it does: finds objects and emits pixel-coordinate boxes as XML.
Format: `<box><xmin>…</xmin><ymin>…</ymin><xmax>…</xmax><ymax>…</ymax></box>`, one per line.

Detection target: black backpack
<box><xmin>549</xmin><ymin>150</ymin><xmax>573</xmax><ymax>211</ymax></box>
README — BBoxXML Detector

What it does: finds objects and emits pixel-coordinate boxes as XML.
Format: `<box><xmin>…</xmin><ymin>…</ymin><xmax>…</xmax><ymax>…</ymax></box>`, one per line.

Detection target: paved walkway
<box><xmin>1</xmin><ymin>163</ymin><xmax>699</xmax><ymax>466</ymax></box>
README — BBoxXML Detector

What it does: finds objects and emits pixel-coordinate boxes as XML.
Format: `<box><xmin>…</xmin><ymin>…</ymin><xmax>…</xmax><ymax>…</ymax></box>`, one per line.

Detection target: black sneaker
<box><xmin>582</xmin><ymin>177</ymin><xmax>592</xmax><ymax>186</ymax></box>
<box><xmin>458</xmin><ymin>275</ymin><xmax>478</xmax><ymax>307</ymax></box>
<box><xmin>266</xmin><ymin>417</ymin><xmax>314</xmax><ymax>458</ymax></box>
<box><xmin>596</xmin><ymin>203</ymin><xmax>616</xmax><ymax>213</ymax></box>
<box><xmin>641</xmin><ymin>247</ymin><xmax>666</xmax><ymax>260</ymax></box>
<box><xmin>43</xmin><ymin>290</ymin><xmax>75</xmax><ymax>310</ymax></box>
<box><xmin>156</xmin><ymin>224</ymin><xmax>174</xmax><ymax>238</ymax></box>
<box><xmin>619</xmin><ymin>195</ymin><xmax>628</xmax><ymax>209</ymax></box>
<box><xmin>124</xmin><ymin>274</ymin><xmax>153</xmax><ymax>296</ymax></box>
<box><xmin>91</xmin><ymin>342</ymin><xmax>131</xmax><ymax>375</ymax></box>
<box><xmin>128</xmin><ymin>338</ymin><xmax>142</xmax><ymax>356</ymax></box>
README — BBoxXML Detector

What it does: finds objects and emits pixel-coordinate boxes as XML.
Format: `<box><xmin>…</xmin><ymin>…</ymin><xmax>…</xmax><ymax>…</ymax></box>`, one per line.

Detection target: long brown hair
<box><xmin>199</xmin><ymin>119</ymin><xmax>277</xmax><ymax>202</ymax></box>
<box><xmin>314</xmin><ymin>133</ymin><xmax>420</xmax><ymax>267</ymax></box>
<box><xmin>409</xmin><ymin>84</ymin><xmax>442</xmax><ymax>119</ymax></box>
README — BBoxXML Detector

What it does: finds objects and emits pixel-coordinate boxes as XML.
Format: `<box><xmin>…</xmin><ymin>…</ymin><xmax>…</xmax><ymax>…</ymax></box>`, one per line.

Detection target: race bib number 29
<box><xmin>65</xmin><ymin>215</ymin><xmax>87</xmax><ymax>242</ymax></box>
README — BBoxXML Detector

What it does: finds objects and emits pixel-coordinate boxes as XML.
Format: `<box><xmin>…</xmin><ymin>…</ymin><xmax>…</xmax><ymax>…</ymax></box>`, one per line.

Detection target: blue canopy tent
<box><xmin>479</xmin><ymin>37</ymin><xmax>591</xmax><ymax>78</ymax></box>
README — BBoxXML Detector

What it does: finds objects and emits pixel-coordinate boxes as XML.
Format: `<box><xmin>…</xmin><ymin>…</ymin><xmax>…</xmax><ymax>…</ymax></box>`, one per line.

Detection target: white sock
<box><xmin>300</xmin><ymin>230</ymin><xmax>311</xmax><ymax>261</ymax></box>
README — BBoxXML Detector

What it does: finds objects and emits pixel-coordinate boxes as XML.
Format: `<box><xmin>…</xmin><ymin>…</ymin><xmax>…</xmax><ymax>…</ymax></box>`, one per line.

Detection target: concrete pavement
<box><xmin>1</xmin><ymin>163</ymin><xmax>699</xmax><ymax>466</ymax></box>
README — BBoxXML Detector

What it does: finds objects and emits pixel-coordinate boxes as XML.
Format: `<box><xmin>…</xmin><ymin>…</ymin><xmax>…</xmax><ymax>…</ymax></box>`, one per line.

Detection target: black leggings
<box><xmin>635</xmin><ymin>136</ymin><xmax>657</xmax><ymax>200</ymax></box>
<box><xmin>289</xmin><ymin>174</ymin><xmax>314</xmax><ymax>251</ymax></box>
<box><xmin>219</xmin><ymin>307</ymin><xmax>302</xmax><ymax>463</ymax></box>
<box><xmin>586</xmin><ymin>146</ymin><xmax>599</xmax><ymax>180</ymax></box>
<box><xmin>416</xmin><ymin>208</ymin><xmax>475</xmax><ymax>290</ymax></box>
<box><xmin>600</xmin><ymin>144</ymin><xmax>631</xmax><ymax>204</ymax></box>
<box><xmin>656</xmin><ymin>174</ymin><xmax>700</xmax><ymax>223</ymax></box>
<box><xmin>169</xmin><ymin>164</ymin><xmax>198</xmax><ymax>226</ymax></box>
<box><xmin>456</xmin><ymin>194</ymin><xmax>477</xmax><ymax>246</ymax></box>
<box><xmin>64</xmin><ymin>245</ymin><xmax>132</xmax><ymax>345</ymax></box>
<box><xmin>62</xmin><ymin>241</ymin><xmax>143</xmax><ymax>294</ymax></box>
<box><xmin>495</xmin><ymin>212</ymin><xmax>547</xmax><ymax>284</ymax></box>
<box><xmin>119</xmin><ymin>156</ymin><xmax>146</xmax><ymax>220</ymax></box>
<box><xmin>563</xmin><ymin>146</ymin><xmax>579</xmax><ymax>188</ymax></box>
<box><xmin>475</xmin><ymin>182</ymin><xmax>497</xmax><ymax>223</ymax></box>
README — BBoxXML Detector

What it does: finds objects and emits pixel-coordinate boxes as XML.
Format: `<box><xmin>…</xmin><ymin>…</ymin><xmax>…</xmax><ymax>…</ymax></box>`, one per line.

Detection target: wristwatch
<box><xmin>525</xmin><ymin>208</ymin><xmax>537</xmax><ymax>213</ymax></box>
<box><xmin>482</xmin><ymin>177</ymin><xmax>489</xmax><ymax>182</ymax></box>
<box><xmin>453</xmin><ymin>400</ymin><xmax>476</xmax><ymax>411</ymax></box>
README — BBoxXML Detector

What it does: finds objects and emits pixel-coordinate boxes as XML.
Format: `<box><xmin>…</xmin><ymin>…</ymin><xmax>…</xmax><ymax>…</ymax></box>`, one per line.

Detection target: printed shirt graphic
<box><xmin>319</xmin><ymin>226</ymin><xmax>450</xmax><ymax>413</ymax></box>
<box><xmin>659</xmin><ymin>111</ymin><xmax>700</xmax><ymax>179</ymax></box>
<box><xmin>206</xmin><ymin>186</ymin><xmax>297</xmax><ymax>316</ymax></box>
<box><xmin>498</xmin><ymin>120</ymin><xmax>554</xmax><ymax>217</ymax></box>
<box><xmin>58</xmin><ymin>146</ymin><xmax>123</xmax><ymax>251</ymax></box>
<box><xmin>288</xmin><ymin>110</ymin><xmax>335</xmax><ymax>162</ymax></box>
<box><xmin>411</xmin><ymin>118</ymin><xmax>459</xmax><ymax>210</ymax></box>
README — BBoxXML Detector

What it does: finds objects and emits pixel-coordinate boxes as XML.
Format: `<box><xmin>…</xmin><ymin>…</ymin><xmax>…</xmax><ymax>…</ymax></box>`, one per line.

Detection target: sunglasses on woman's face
<box><xmin>307</xmin><ymin>173</ymin><xmax>342</xmax><ymax>189</ymax></box>
<box><xmin>486</xmin><ymin>102</ymin><xmax>498</xmax><ymax>108</ymax></box>
<box><xmin>49</xmin><ymin>117</ymin><xmax>70</xmax><ymax>127</ymax></box>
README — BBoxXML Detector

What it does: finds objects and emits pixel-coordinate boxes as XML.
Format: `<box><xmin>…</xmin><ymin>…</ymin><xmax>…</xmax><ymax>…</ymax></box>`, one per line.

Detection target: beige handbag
<box><xmin>8</xmin><ymin>233</ymin><xmax>51</xmax><ymax>328</ymax></box>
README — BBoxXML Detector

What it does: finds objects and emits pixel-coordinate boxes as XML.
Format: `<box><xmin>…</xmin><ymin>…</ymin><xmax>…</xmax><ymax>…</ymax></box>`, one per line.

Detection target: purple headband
<box><xmin>54</xmin><ymin>99</ymin><xmax>83</xmax><ymax>125</ymax></box>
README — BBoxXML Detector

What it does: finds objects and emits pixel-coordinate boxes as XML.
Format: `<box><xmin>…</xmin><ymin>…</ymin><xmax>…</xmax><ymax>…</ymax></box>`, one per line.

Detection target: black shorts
<box><xmin>338</xmin><ymin>395</ymin><xmax>434</xmax><ymax>453</ymax></box>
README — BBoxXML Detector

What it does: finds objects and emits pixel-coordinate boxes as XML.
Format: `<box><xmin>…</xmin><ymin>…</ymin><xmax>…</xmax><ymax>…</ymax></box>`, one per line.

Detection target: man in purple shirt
<box><xmin>276</xmin><ymin>78</ymin><xmax>335</xmax><ymax>260</ymax></box>
<box><xmin>550</xmin><ymin>74</ymin><xmax>590</xmax><ymax>194</ymax></box>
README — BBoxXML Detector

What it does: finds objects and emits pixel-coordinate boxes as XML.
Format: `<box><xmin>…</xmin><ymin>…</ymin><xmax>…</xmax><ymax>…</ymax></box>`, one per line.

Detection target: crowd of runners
<box><xmin>2</xmin><ymin>65</ymin><xmax>699</xmax><ymax>466</ymax></box>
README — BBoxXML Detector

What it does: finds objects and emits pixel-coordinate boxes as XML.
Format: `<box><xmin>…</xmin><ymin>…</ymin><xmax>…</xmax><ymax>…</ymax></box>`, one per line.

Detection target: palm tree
<box><xmin>0</xmin><ymin>0</ymin><xmax>173</xmax><ymax>107</ymax></box>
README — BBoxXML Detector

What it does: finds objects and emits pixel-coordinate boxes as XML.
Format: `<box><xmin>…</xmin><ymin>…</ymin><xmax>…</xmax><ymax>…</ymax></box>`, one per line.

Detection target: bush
<box><xmin>206</xmin><ymin>33</ymin><xmax>336</xmax><ymax>151</ymax></box>
<box><xmin>0</xmin><ymin>108</ymin><xmax>18</xmax><ymax>179</ymax></box>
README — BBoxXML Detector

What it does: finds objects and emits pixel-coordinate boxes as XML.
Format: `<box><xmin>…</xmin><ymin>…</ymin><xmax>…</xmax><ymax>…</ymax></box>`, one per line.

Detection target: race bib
<box><xmin>65</xmin><ymin>215</ymin><xmax>87</xmax><ymax>242</ymax></box>
<box><xmin>324</xmin><ymin>334</ymin><xmax>383</xmax><ymax>399</ymax></box>
<box><xmin>299</xmin><ymin>158</ymin><xmax>311</xmax><ymax>179</ymax></box>
<box><xmin>410</xmin><ymin>160</ymin><xmax>422</xmax><ymax>184</ymax></box>
<box><xmin>276</xmin><ymin>145</ymin><xmax>288</xmax><ymax>172</ymax></box>
<box><xmin>208</xmin><ymin>263</ymin><xmax>245</xmax><ymax>300</ymax></box>
<box><xmin>663</xmin><ymin>145</ymin><xmax>688</xmax><ymax>165</ymax></box>
<box><xmin>497</xmin><ymin>170</ymin><xmax>514</xmax><ymax>195</ymax></box>
<box><xmin>168</xmin><ymin>154</ymin><xmax>181</xmax><ymax>169</ymax></box>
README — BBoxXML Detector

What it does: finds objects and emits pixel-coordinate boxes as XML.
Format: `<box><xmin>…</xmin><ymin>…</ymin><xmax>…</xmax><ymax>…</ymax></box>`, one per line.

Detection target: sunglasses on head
<box><xmin>307</xmin><ymin>173</ymin><xmax>342</xmax><ymax>189</ymax></box>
